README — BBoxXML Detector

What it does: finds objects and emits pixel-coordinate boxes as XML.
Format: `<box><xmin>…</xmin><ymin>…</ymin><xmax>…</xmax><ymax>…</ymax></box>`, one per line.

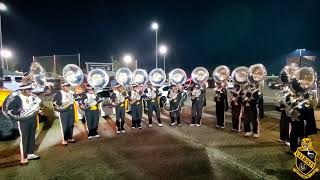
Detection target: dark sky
<box><xmin>2</xmin><ymin>0</ymin><xmax>320</xmax><ymax>74</ymax></box>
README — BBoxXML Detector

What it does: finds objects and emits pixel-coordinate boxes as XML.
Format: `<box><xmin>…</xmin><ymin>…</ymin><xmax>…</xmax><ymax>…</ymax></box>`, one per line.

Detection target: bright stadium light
<box><xmin>0</xmin><ymin>48</ymin><xmax>12</xmax><ymax>58</ymax></box>
<box><xmin>1</xmin><ymin>48</ymin><xmax>12</xmax><ymax>70</ymax></box>
<box><xmin>159</xmin><ymin>45</ymin><xmax>167</xmax><ymax>55</ymax></box>
<box><xmin>0</xmin><ymin>2</ymin><xmax>7</xmax><ymax>12</ymax></box>
<box><xmin>123</xmin><ymin>54</ymin><xmax>133</xmax><ymax>64</ymax></box>
<box><xmin>151</xmin><ymin>22</ymin><xmax>159</xmax><ymax>30</ymax></box>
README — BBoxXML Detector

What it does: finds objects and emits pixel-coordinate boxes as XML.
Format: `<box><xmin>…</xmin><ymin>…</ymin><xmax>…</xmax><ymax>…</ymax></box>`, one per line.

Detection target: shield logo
<box><xmin>293</xmin><ymin>138</ymin><xmax>319</xmax><ymax>179</ymax></box>
<box><xmin>294</xmin><ymin>150</ymin><xmax>317</xmax><ymax>176</ymax></box>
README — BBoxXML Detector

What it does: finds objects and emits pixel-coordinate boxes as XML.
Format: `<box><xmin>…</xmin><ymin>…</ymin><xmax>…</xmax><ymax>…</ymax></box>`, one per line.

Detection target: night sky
<box><xmin>2</xmin><ymin>0</ymin><xmax>320</xmax><ymax>74</ymax></box>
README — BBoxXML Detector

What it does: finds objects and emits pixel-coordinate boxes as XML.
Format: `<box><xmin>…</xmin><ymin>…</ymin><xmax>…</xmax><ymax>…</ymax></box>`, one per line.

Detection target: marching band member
<box><xmin>288</xmin><ymin>100</ymin><xmax>305</xmax><ymax>153</ymax></box>
<box><xmin>53</xmin><ymin>82</ymin><xmax>76</xmax><ymax>145</ymax></box>
<box><xmin>110</xmin><ymin>83</ymin><xmax>128</xmax><ymax>134</ymax></box>
<box><xmin>275</xmin><ymin>93</ymin><xmax>291</xmax><ymax>145</ymax></box>
<box><xmin>79</xmin><ymin>84</ymin><xmax>102</xmax><ymax>139</ymax></box>
<box><xmin>167</xmin><ymin>84</ymin><xmax>183</xmax><ymax>126</ymax></box>
<box><xmin>214</xmin><ymin>83</ymin><xmax>228</xmax><ymax>129</ymax></box>
<box><xmin>230</xmin><ymin>84</ymin><xmax>242</xmax><ymax>132</ymax></box>
<box><xmin>190</xmin><ymin>83</ymin><xmax>205</xmax><ymax>127</ymax></box>
<box><xmin>128</xmin><ymin>83</ymin><xmax>143</xmax><ymax>129</ymax></box>
<box><xmin>143</xmin><ymin>82</ymin><xmax>162</xmax><ymax>127</ymax></box>
<box><xmin>8</xmin><ymin>81</ymin><xmax>41</xmax><ymax>165</ymax></box>
<box><xmin>242</xmin><ymin>91</ymin><xmax>259</xmax><ymax>137</ymax></box>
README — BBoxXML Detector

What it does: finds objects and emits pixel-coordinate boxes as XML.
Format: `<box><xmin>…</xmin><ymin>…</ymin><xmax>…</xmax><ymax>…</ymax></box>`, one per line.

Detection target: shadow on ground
<box><xmin>0</xmin><ymin>129</ymin><xmax>216</xmax><ymax>180</ymax></box>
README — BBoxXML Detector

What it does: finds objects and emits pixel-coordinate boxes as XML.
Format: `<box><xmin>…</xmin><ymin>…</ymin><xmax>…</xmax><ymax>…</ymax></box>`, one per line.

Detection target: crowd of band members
<box><xmin>276</xmin><ymin>91</ymin><xmax>318</xmax><ymax>154</ymax></box>
<box><xmin>10</xmin><ymin>78</ymin><xmax>317</xmax><ymax>165</ymax></box>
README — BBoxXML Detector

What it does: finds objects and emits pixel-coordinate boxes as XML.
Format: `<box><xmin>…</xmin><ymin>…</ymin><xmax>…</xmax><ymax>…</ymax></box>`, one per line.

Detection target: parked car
<box><xmin>267</xmin><ymin>79</ymin><xmax>282</xmax><ymax>89</ymax></box>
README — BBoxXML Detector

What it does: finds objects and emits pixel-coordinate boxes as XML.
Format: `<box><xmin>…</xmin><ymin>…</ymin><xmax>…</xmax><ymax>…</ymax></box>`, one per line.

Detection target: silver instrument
<box><xmin>115</xmin><ymin>92</ymin><xmax>126</xmax><ymax>105</ymax></box>
<box><xmin>30</xmin><ymin>62</ymin><xmax>47</xmax><ymax>88</ymax></box>
<box><xmin>130</xmin><ymin>90</ymin><xmax>141</xmax><ymax>104</ymax></box>
<box><xmin>88</xmin><ymin>68</ymin><xmax>109</xmax><ymax>90</ymax></box>
<box><xmin>149</xmin><ymin>68</ymin><xmax>166</xmax><ymax>86</ymax></box>
<box><xmin>53</xmin><ymin>92</ymin><xmax>75</xmax><ymax>112</ymax></box>
<box><xmin>3</xmin><ymin>91</ymin><xmax>41</xmax><ymax>120</ymax></box>
<box><xmin>83</xmin><ymin>98</ymin><xmax>98</xmax><ymax>109</ymax></box>
<box><xmin>248</xmin><ymin>64</ymin><xmax>267</xmax><ymax>84</ymax></box>
<box><xmin>231</xmin><ymin>66</ymin><xmax>249</xmax><ymax>84</ymax></box>
<box><xmin>145</xmin><ymin>88</ymin><xmax>157</xmax><ymax>100</ymax></box>
<box><xmin>290</xmin><ymin>67</ymin><xmax>316</xmax><ymax>93</ymax></box>
<box><xmin>2</xmin><ymin>62</ymin><xmax>45</xmax><ymax>120</ymax></box>
<box><xmin>213</xmin><ymin>65</ymin><xmax>230</xmax><ymax>84</ymax></box>
<box><xmin>169</xmin><ymin>68</ymin><xmax>187</xmax><ymax>85</ymax></box>
<box><xmin>116</xmin><ymin>67</ymin><xmax>133</xmax><ymax>87</ymax></box>
<box><xmin>132</xmin><ymin>69</ymin><xmax>148</xmax><ymax>85</ymax></box>
<box><xmin>63</xmin><ymin>64</ymin><xmax>84</xmax><ymax>86</ymax></box>
<box><xmin>191</xmin><ymin>67</ymin><xmax>209</xmax><ymax>84</ymax></box>
<box><xmin>280</xmin><ymin>63</ymin><xmax>299</xmax><ymax>84</ymax></box>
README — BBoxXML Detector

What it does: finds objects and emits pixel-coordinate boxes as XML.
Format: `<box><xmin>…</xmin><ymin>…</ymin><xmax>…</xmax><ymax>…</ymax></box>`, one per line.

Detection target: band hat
<box><xmin>61</xmin><ymin>81</ymin><xmax>71</xmax><ymax>87</ymax></box>
<box><xmin>132</xmin><ymin>83</ymin><xmax>139</xmax><ymax>87</ymax></box>
<box><xmin>114</xmin><ymin>83</ymin><xmax>121</xmax><ymax>88</ymax></box>
<box><xmin>19</xmin><ymin>82</ymin><xmax>33</xmax><ymax>90</ymax></box>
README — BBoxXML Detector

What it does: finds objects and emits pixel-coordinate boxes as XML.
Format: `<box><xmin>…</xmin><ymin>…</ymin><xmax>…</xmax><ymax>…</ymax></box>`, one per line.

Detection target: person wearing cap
<box><xmin>190</xmin><ymin>83</ymin><xmax>206</xmax><ymax>127</ymax></box>
<box><xmin>79</xmin><ymin>84</ymin><xmax>102</xmax><ymax>139</ymax></box>
<box><xmin>110</xmin><ymin>83</ymin><xmax>128</xmax><ymax>134</ymax></box>
<box><xmin>128</xmin><ymin>83</ymin><xmax>143</xmax><ymax>129</ymax></box>
<box><xmin>143</xmin><ymin>82</ymin><xmax>162</xmax><ymax>127</ymax></box>
<box><xmin>214</xmin><ymin>82</ymin><xmax>228</xmax><ymax>129</ymax></box>
<box><xmin>167</xmin><ymin>84</ymin><xmax>183</xmax><ymax>126</ymax></box>
<box><xmin>8</xmin><ymin>81</ymin><xmax>41</xmax><ymax>165</ymax></box>
<box><xmin>230</xmin><ymin>84</ymin><xmax>242</xmax><ymax>132</ymax></box>
<box><xmin>53</xmin><ymin>82</ymin><xmax>76</xmax><ymax>145</ymax></box>
<box><xmin>242</xmin><ymin>91</ymin><xmax>260</xmax><ymax>137</ymax></box>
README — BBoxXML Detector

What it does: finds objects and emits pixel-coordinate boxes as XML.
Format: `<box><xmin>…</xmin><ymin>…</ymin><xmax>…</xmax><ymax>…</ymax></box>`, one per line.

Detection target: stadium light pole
<box><xmin>0</xmin><ymin>2</ymin><xmax>8</xmax><ymax>86</ymax></box>
<box><xmin>159</xmin><ymin>44</ymin><xmax>168</xmax><ymax>73</ymax></box>
<box><xmin>0</xmin><ymin>48</ymin><xmax>12</xmax><ymax>70</ymax></box>
<box><xmin>151</xmin><ymin>22</ymin><xmax>159</xmax><ymax>68</ymax></box>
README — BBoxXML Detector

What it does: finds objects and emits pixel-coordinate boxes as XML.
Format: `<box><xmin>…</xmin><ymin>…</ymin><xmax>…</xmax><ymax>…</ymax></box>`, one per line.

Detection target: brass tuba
<box><xmin>30</xmin><ymin>62</ymin><xmax>47</xmax><ymax>88</ymax></box>
<box><xmin>2</xmin><ymin>62</ymin><xmax>44</xmax><ymax>120</ymax></box>
<box><xmin>213</xmin><ymin>65</ymin><xmax>230</xmax><ymax>87</ymax></box>
<box><xmin>87</xmin><ymin>68</ymin><xmax>109</xmax><ymax>90</ymax></box>
<box><xmin>132</xmin><ymin>69</ymin><xmax>148</xmax><ymax>85</ymax></box>
<box><xmin>63</xmin><ymin>64</ymin><xmax>84</xmax><ymax>87</ymax></box>
<box><xmin>248</xmin><ymin>64</ymin><xmax>267</xmax><ymax>84</ymax></box>
<box><xmin>149</xmin><ymin>68</ymin><xmax>166</xmax><ymax>86</ymax></box>
<box><xmin>191</xmin><ymin>67</ymin><xmax>209</xmax><ymax>84</ymax></box>
<box><xmin>290</xmin><ymin>67</ymin><xmax>316</xmax><ymax>94</ymax></box>
<box><xmin>168</xmin><ymin>68</ymin><xmax>187</xmax><ymax>85</ymax></box>
<box><xmin>116</xmin><ymin>67</ymin><xmax>133</xmax><ymax>87</ymax></box>
<box><xmin>231</xmin><ymin>66</ymin><xmax>249</xmax><ymax>84</ymax></box>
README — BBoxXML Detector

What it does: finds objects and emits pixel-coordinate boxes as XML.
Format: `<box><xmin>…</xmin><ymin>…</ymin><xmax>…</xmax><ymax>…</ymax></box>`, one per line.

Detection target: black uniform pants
<box><xmin>244</xmin><ymin>110</ymin><xmax>258</xmax><ymax>134</ymax></box>
<box><xmin>131</xmin><ymin>104</ymin><xmax>142</xmax><ymax>128</ymax></box>
<box><xmin>231</xmin><ymin>106</ymin><xmax>241</xmax><ymax>130</ymax></box>
<box><xmin>18</xmin><ymin>117</ymin><xmax>36</xmax><ymax>159</ymax></box>
<box><xmin>116</xmin><ymin>106</ymin><xmax>125</xmax><ymax>130</ymax></box>
<box><xmin>85</xmin><ymin>109</ymin><xmax>100</xmax><ymax>136</ymax></box>
<box><xmin>59</xmin><ymin>108</ymin><xmax>75</xmax><ymax>141</ymax></box>
<box><xmin>148</xmin><ymin>102</ymin><xmax>161</xmax><ymax>124</ymax></box>
<box><xmin>170</xmin><ymin>104</ymin><xmax>181</xmax><ymax>124</ymax></box>
<box><xmin>280</xmin><ymin>112</ymin><xmax>290</xmax><ymax>142</ymax></box>
<box><xmin>191</xmin><ymin>101</ymin><xmax>203</xmax><ymax>124</ymax></box>
<box><xmin>290</xmin><ymin>120</ymin><xmax>305</xmax><ymax>152</ymax></box>
<box><xmin>216</xmin><ymin>102</ymin><xmax>225</xmax><ymax>127</ymax></box>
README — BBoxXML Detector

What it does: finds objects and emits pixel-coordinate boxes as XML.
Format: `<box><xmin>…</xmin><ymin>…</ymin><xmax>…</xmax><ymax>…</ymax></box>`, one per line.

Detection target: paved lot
<box><xmin>0</xmin><ymin>87</ymin><xmax>319</xmax><ymax>180</ymax></box>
